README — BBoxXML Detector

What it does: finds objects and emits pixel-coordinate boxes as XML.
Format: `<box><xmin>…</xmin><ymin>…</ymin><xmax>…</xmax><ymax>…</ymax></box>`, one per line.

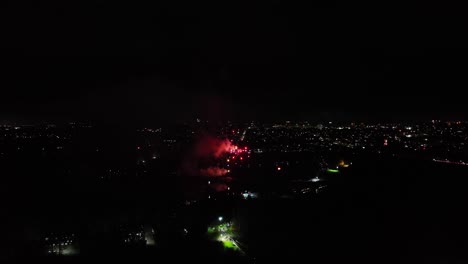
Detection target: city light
<box><xmin>4</xmin><ymin>119</ymin><xmax>467</xmax><ymax>258</ymax></box>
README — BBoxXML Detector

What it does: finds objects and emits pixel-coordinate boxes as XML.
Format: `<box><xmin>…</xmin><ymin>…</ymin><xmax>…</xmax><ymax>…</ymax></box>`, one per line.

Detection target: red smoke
<box><xmin>182</xmin><ymin>136</ymin><xmax>238</xmax><ymax>180</ymax></box>
<box><xmin>210</xmin><ymin>183</ymin><xmax>229</xmax><ymax>192</ymax></box>
<box><xmin>194</xmin><ymin>137</ymin><xmax>236</xmax><ymax>158</ymax></box>
<box><xmin>200</xmin><ymin>167</ymin><xmax>229</xmax><ymax>177</ymax></box>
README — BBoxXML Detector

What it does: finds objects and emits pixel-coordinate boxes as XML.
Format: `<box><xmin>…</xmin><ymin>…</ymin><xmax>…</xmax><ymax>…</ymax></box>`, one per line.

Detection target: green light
<box><xmin>327</xmin><ymin>169</ymin><xmax>339</xmax><ymax>173</ymax></box>
<box><xmin>207</xmin><ymin>227</ymin><xmax>216</xmax><ymax>234</ymax></box>
<box><xmin>222</xmin><ymin>240</ymin><xmax>237</xmax><ymax>249</ymax></box>
<box><xmin>208</xmin><ymin>221</ymin><xmax>239</xmax><ymax>251</ymax></box>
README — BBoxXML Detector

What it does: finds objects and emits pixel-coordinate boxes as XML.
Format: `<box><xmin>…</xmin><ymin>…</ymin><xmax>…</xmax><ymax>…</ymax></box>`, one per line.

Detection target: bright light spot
<box><xmin>277</xmin><ymin>167</ymin><xmax>281</xmax><ymax>171</ymax></box>
<box><xmin>227</xmin><ymin>159</ymin><xmax>230</xmax><ymax>162</ymax></box>
<box><xmin>218</xmin><ymin>216</ymin><xmax>223</xmax><ymax>222</ymax></box>
<box><xmin>338</xmin><ymin>160</ymin><xmax>350</xmax><ymax>167</ymax></box>
<box><xmin>61</xmin><ymin>246</ymin><xmax>78</xmax><ymax>256</ymax></box>
<box><xmin>240</xmin><ymin>157</ymin><xmax>243</xmax><ymax>160</ymax></box>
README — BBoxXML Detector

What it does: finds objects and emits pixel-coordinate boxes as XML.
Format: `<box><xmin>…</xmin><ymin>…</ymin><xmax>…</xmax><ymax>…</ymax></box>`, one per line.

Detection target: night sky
<box><xmin>1</xmin><ymin>1</ymin><xmax>468</xmax><ymax>123</ymax></box>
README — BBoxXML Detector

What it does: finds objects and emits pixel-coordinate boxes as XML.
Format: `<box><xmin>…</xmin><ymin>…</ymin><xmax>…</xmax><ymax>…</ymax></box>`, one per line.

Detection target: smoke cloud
<box><xmin>193</xmin><ymin>137</ymin><xmax>236</xmax><ymax>158</ymax></box>
<box><xmin>182</xmin><ymin>136</ymin><xmax>237</xmax><ymax>177</ymax></box>
<box><xmin>200</xmin><ymin>167</ymin><xmax>229</xmax><ymax>177</ymax></box>
<box><xmin>210</xmin><ymin>183</ymin><xmax>229</xmax><ymax>192</ymax></box>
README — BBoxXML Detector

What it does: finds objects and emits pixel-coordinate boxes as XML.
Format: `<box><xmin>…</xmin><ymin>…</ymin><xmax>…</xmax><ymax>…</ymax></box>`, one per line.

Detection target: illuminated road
<box><xmin>433</xmin><ymin>159</ymin><xmax>468</xmax><ymax>166</ymax></box>
<box><xmin>209</xmin><ymin>221</ymin><xmax>246</xmax><ymax>254</ymax></box>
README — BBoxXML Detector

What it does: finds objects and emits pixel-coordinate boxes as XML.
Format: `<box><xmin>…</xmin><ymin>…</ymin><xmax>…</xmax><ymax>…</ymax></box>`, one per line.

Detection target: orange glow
<box><xmin>338</xmin><ymin>160</ymin><xmax>350</xmax><ymax>168</ymax></box>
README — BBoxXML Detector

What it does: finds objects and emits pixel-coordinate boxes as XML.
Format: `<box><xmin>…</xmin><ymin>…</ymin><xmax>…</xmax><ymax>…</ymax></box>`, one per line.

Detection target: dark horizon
<box><xmin>1</xmin><ymin>114</ymin><xmax>466</xmax><ymax>127</ymax></box>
